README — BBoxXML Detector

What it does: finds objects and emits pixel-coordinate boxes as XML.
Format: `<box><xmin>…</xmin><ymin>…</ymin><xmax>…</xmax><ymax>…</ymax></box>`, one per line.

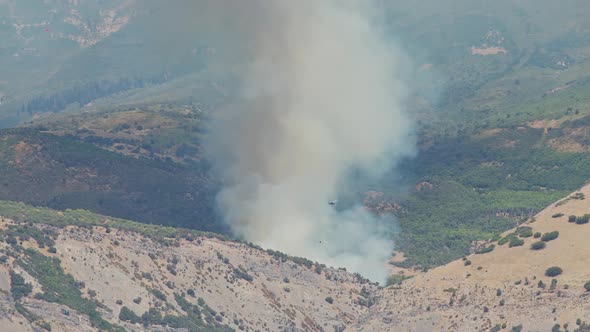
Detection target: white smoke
<box><xmin>206</xmin><ymin>0</ymin><xmax>415</xmax><ymax>282</ymax></box>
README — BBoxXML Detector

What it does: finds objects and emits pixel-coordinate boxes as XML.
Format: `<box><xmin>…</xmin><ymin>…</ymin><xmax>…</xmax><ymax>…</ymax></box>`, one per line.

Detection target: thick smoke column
<box><xmin>206</xmin><ymin>1</ymin><xmax>415</xmax><ymax>282</ymax></box>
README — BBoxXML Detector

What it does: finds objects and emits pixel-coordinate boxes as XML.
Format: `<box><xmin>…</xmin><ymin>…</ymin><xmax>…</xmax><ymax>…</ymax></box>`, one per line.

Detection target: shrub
<box><xmin>552</xmin><ymin>213</ymin><xmax>564</xmax><ymax>218</ymax></box>
<box><xmin>325</xmin><ymin>296</ymin><xmax>334</xmax><ymax>304</ymax></box>
<box><xmin>511</xmin><ymin>325</ymin><xmax>523</xmax><ymax>332</ymax></box>
<box><xmin>47</xmin><ymin>247</ymin><xmax>57</xmax><ymax>254</ymax></box>
<box><xmin>534</xmin><ymin>232</ymin><xmax>541</xmax><ymax>238</ymax></box>
<box><xmin>584</xmin><ymin>281</ymin><xmax>590</xmax><ymax>292</ymax></box>
<box><xmin>464</xmin><ymin>260</ymin><xmax>471</xmax><ymax>266</ymax></box>
<box><xmin>233</xmin><ymin>268</ymin><xmax>254</xmax><ymax>282</ymax></box>
<box><xmin>576</xmin><ymin>214</ymin><xmax>590</xmax><ymax>225</ymax></box>
<box><xmin>538</xmin><ymin>280</ymin><xmax>546</xmax><ymax>289</ymax></box>
<box><xmin>541</xmin><ymin>231</ymin><xmax>559</xmax><ymax>242</ymax></box>
<box><xmin>187</xmin><ymin>288</ymin><xmax>195</xmax><ymax>297</ymax></box>
<box><xmin>509</xmin><ymin>238</ymin><xmax>524</xmax><ymax>248</ymax></box>
<box><xmin>498</xmin><ymin>234</ymin><xmax>516</xmax><ymax>245</ymax></box>
<box><xmin>545</xmin><ymin>266</ymin><xmax>563</xmax><ymax>277</ymax></box>
<box><xmin>10</xmin><ymin>271</ymin><xmax>32</xmax><ymax>300</ymax></box>
<box><xmin>119</xmin><ymin>306</ymin><xmax>140</xmax><ymax>324</ymax></box>
<box><xmin>151</xmin><ymin>289</ymin><xmax>167</xmax><ymax>301</ymax></box>
<box><xmin>568</xmin><ymin>215</ymin><xmax>577</xmax><ymax>223</ymax></box>
<box><xmin>475</xmin><ymin>245</ymin><xmax>495</xmax><ymax>254</ymax></box>
<box><xmin>516</xmin><ymin>227</ymin><xmax>533</xmax><ymax>238</ymax></box>
<box><xmin>531</xmin><ymin>241</ymin><xmax>546</xmax><ymax>250</ymax></box>
<box><xmin>496</xmin><ymin>289</ymin><xmax>502</xmax><ymax>296</ymax></box>
<box><xmin>283</xmin><ymin>277</ymin><xmax>290</xmax><ymax>283</ymax></box>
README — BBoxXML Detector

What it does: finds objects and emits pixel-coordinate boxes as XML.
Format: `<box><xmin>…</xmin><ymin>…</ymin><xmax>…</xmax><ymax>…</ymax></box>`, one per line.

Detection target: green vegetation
<box><xmin>542</xmin><ymin>231</ymin><xmax>560</xmax><ymax>242</ymax></box>
<box><xmin>552</xmin><ymin>213</ymin><xmax>564</xmax><ymax>218</ymax></box>
<box><xmin>508</xmin><ymin>238</ymin><xmax>524</xmax><ymax>248</ymax></box>
<box><xmin>584</xmin><ymin>281</ymin><xmax>590</xmax><ymax>292</ymax></box>
<box><xmin>393</xmin><ymin>120</ymin><xmax>590</xmax><ymax>267</ymax></box>
<box><xmin>325</xmin><ymin>296</ymin><xmax>334</xmax><ymax>304</ymax></box>
<box><xmin>475</xmin><ymin>245</ymin><xmax>495</xmax><ymax>255</ymax></box>
<box><xmin>516</xmin><ymin>226</ymin><xmax>533</xmax><ymax>238</ymax></box>
<box><xmin>576</xmin><ymin>214</ymin><xmax>590</xmax><ymax>225</ymax></box>
<box><xmin>531</xmin><ymin>241</ymin><xmax>546</xmax><ymax>250</ymax></box>
<box><xmin>385</xmin><ymin>274</ymin><xmax>412</xmax><ymax>286</ymax></box>
<box><xmin>0</xmin><ymin>128</ymin><xmax>220</xmax><ymax>233</ymax></box>
<box><xmin>545</xmin><ymin>266</ymin><xmax>563</xmax><ymax>277</ymax></box>
<box><xmin>10</xmin><ymin>271</ymin><xmax>32</xmax><ymax>300</ymax></box>
<box><xmin>118</xmin><ymin>306</ymin><xmax>141</xmax><ymax>324</ymax></box>
<box><xmin>233</xmin><ymin>268</ymin><xmax>254</xmax><ymax>282</ymax></box>
<box><xmin>151</xmin><ymin>289</ymin><xmax>167</xmax><ymax>302</ymax></box>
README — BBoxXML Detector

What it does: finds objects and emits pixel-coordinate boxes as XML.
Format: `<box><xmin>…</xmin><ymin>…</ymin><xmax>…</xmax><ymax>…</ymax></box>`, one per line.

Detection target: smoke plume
<box><xmin>205</xmin><ymin>0</ymin><xmax>415</xmax><ymax>282</ymax></box>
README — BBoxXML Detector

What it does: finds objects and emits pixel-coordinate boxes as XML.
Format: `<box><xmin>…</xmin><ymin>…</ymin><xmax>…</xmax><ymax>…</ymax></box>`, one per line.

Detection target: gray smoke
<box><xmin>206</xmin><ymin>0</ymin><xmax>415</xmax><ymax>283</ymax></box>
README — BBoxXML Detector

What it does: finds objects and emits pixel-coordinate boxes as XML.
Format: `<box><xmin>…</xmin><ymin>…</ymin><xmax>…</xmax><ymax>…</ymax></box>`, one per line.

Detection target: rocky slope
<box><xmin>2</xmin><ymin>183</ymin><xmax>590</xmax><ymax>331</ymax></box>
<box><xmin>0</xmin><ymin>207</ymin><xmax>379</xmax><ymax>332</ymax></box>
<box><xmin>357</xmin><ymin>183</ymin><xmax>590</xmax><ymax>331</ymax></box>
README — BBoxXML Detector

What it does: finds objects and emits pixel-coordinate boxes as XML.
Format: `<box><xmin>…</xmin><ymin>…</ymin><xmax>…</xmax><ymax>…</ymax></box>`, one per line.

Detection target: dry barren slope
<box><xmin>356</xmin><ymin>184</ymin><xmax>590</xmax><ymax>332</ymax></box>
<box><xmin>0</xmin><ymin>216</ymin><xmax>379</xmax><ymax>332</ymax></box>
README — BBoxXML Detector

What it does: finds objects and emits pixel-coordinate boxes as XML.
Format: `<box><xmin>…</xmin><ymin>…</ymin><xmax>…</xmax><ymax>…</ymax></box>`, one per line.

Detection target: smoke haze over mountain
<box><xmin>205</xmin><ymin>0</ymin><xmax>415</xmax><ymax>282</ymax></box>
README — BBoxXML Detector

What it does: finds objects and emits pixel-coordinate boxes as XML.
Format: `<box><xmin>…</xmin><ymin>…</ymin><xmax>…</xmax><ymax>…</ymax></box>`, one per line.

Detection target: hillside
<box><xmin>0</xmin><ymin>201</ymin><xmax>379</xmax><ymax>332</ymax></box>
<box><xmin>0</xmin><ymin>127</ymin><xmax>220</xmax><ymax>232</ymax></box>
<box><xmin>1</xmin><ymin>185</ymin><xmax>590</xmax><ymax>331</ymax></box>
<box><xmin>358</xmin><ymin>183</ymin><xmax>590</xmax><ymax>331</ymax></box>
<box><xmin>7</xmin><ymin>105</ymin><xmax>590</xmax><ymax>269</ymax></box>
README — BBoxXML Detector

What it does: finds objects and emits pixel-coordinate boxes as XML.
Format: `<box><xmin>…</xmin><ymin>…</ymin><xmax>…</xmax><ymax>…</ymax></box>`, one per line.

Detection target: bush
<box><xmin>187</xmin><ymin>289</ymin><xmax>195</xmax><ymax>297</ymax></box>
<box><xmin>151</xmin><ymin>289</ymin><xmax>167</xmax><ymax>301</ymax></box>
<box><xmin>531</xmin><ymin>241</ymin><xmax>546</xmax><ymax>250</ymax></box>
<box><xmin>509</xmin><ymin>238</ymin><xmax>524</xmax><ymax>248</ymax></box>
<box><xmin>552</xmin><ymin>213</ymin><xmax>564</xmax><ymax>218</ymax></box>
<box><xmin>545</xmin><ymin>266</ymin><xmax>563</xmax><ymax>277</ymax></box>
<box><xmin>534</xmin><ymin>232</ymin><xmax>541</xmax><ymax>238</ymax></box>
<box><xmin>10</xmin><ymin>271</ymin><xmax>32</xmax><ymax>300</ymax></box>
<box><xmin>541</xmin><ymin>231</ymin><xmax>559</xmax><ymax>242</ymax></box>
<box><xmin>496</xmin><ymin>289</ymin><xmax>502</xmax><ymax>296</ymax></box>
<box><xmin>516</xmin><ymin>226</ymin><xmax>533</xmax><ymax>238</ymax></box>
<box><xmin>325</xmin><ymin>296</ymin><xmax>334</xmax><ymax>304</ymax></box>
<box><xmin>584</xmin><ymin>281</ymin><xmax>590</xmax><ymax>292</ymax></box>
<box><xmin>233</xmin><ymin>268</ymin><xmax>254</xmax><ymax>282</ymax></box>
<box><xmin>464</xmin><ymin>260</ymin><xmax>471</xmax><ymax>266</ymax></box>
<box><xmin>568</xmin><ymin>215</ymin><xmax>577</xmax><ymax>223</ymax></box>
<box><xmin>119</xmin><ymin>306</ymin><xmax>140</xmax><ymax>324</ymax></box>
<box><xmin>576</xmin><ymin>214</ymin><xmax>590</xmax><ymax>225</ymax></box>
<box><xmin>475</xmin><ymin>245</ymin><xmax>495</xmax><ymax>254</ymax></box>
